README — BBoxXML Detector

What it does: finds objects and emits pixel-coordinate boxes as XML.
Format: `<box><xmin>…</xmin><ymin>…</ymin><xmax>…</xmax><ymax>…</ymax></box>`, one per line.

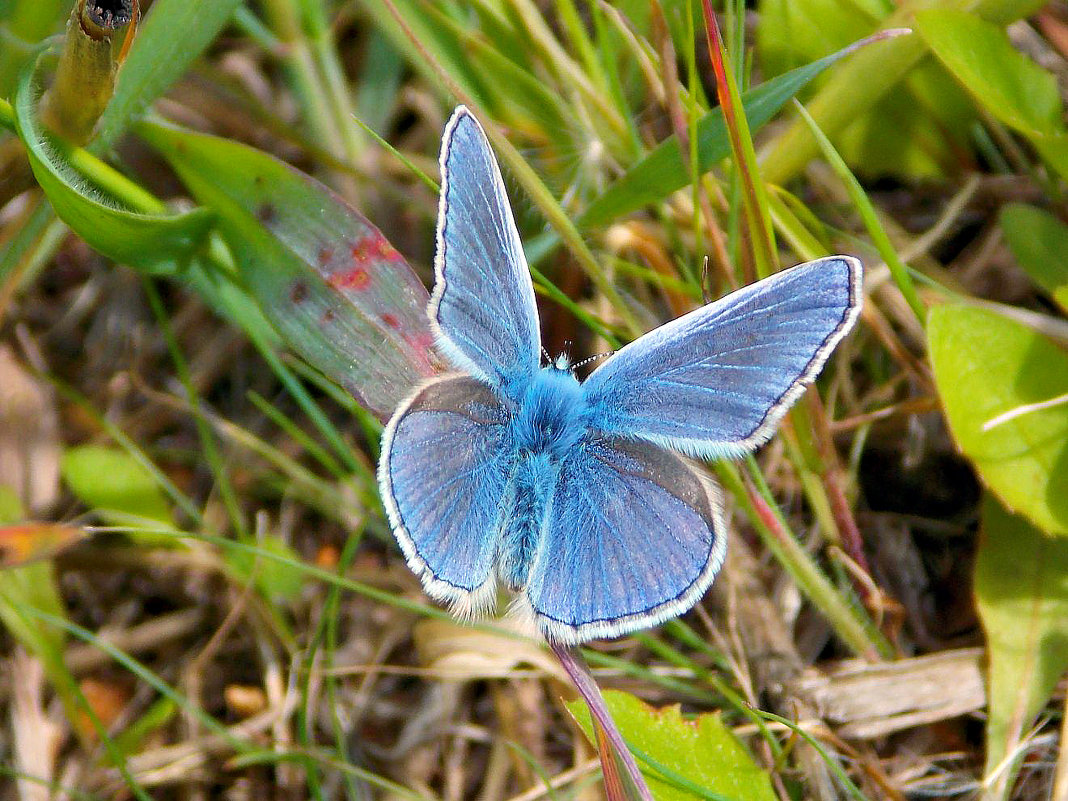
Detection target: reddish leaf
<box><xmin>0</xmin><ymin>523</ymin><xmax>86</xmax><ymax>568</ymax></box>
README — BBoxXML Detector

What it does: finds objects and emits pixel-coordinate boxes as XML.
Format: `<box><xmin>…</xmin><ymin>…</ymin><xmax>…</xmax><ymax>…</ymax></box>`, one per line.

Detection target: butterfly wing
<box><xmin>378</xmin><ymin>374</ymin><xmax>514</xmax><ymax>616</ymax></box>
<box><xmin>582</xmin><ymin>256</ymin><xmax>862</xmax><ymax>461</ymax></box>
<box><xmin>430</xmin><ymin>106</ymin><xmax>541</xmax><ymax>394</ymax></box>
<box><xmin>523</xmin><ymin>436</ymin><xmax>726</xmax><ymax>644</ymax></box>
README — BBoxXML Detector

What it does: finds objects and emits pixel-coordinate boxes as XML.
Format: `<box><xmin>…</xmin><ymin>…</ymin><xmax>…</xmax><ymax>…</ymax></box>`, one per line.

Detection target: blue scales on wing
<box><xmin>378</xmin><ymin>375</ymin><xmax>515</xmax><ymax>615</ymax></box>
<box><xmin>582</xmin><ymin>256</ymin><xmax>863</xmax><ymax>461</ymax></box>
<box><xmin>430</xmin><ymin>106</ymin><xmax>541</xmax><ymax>395</ymax></box>
<box><xmin>524</xmin><ymin>436</ymin><xmax>726</xmax><ymax>644</ymax></box>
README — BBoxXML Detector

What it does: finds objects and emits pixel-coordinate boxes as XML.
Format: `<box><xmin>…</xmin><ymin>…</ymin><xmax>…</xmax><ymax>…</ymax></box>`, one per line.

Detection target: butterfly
<box><xmin>378</xmin><ymin>106</ymin><xmax>863</xmax><ymax>645</ymax></box>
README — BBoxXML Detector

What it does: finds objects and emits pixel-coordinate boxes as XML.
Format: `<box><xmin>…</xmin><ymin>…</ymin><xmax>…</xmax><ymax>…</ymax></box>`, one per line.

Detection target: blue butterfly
<box><xmin>378</xmin><ymin>107</ymin><xmax>863</xmax><ymax>645</ymax></box>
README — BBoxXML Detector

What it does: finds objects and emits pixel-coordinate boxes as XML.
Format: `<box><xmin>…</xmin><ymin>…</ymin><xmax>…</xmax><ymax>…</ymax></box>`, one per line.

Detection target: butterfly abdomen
<box><xmin>496</xmin><ymin>367</ymin><xmax>587</xmax><ymax>590</ymax></box>
<box><xmin>498</xmin><ymin>452</ymin><xmax>555</xmax><ymax>590</ymax></box>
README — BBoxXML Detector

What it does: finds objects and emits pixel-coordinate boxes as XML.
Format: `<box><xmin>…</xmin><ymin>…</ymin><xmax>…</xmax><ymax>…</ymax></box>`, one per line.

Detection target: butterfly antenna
<box><xmin>573</xmin><ymin>351</ymin><xmax>613</xmax><ymax>370</ymax></box>
<box><xmin>540</xmin><ymin>346</ymin><xmax>551</xmax><ymax>365</ymax></box>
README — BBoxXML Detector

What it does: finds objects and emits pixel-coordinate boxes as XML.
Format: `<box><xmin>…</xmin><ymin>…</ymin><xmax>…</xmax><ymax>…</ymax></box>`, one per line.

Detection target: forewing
<box><xmin>430</xmin><ymin>106</ymin><xmax>541</xmax><ymax>393</ymax></box>
<box><xmin>583</xmin><ymin>256</ymin><xmax>862</xmax><ymax>460</ymax></box>
<box><xmin>524</xmin><ymin>436</ymin><xmax>726</xmax><ymax>644</ymax></box>
<box><xmin>378</xmin><ymin>374</ymin><xmax>514</xmax><ymax>615</ymax></box>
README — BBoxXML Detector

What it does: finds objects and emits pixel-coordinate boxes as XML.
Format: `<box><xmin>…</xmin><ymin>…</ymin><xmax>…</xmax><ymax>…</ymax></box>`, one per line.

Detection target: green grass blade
<box><xmin>792</xmin><ymin>99</ymin><xmax>925</xmax><ymax>324</ymax></box>
<box><xmin>580</xmin><ymin>45</ymin><xmax>859</xmax><ymax>228</ymax></box>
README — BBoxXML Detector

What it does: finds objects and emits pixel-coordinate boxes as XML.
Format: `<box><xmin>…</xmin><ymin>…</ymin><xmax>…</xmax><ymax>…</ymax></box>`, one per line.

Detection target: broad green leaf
<box><xmin>568</xmin><ymin>689</ymin><xmax>777</xmax><ymax>801</ymax></box>
<box><xmin>757</xmin><ymin>0</ymin><xmax>878</xmax><ymax>79</ymax></box>
<box><xmin>976</xmin><ymin>497</ymin><xmax>1068</xmax><ymax>797</ymax></box>
<box><xmin>12</xmin><ymin>57</ymin><xmax>214</xmax><ymax>274</ymax></box>
<box><xmin>580</xmin><ymin>46</ymin><xmax>856</xmax><ymax>228</ymax></box>
<box><xmin>3</xmin><ymin>0</ymin><xmax>67</xmax><ymax>39</ymax></box>
<box><xmin>140</xmin><ymin>120</ymin><xmax>437</xmax><ymax>418</ymax></box>
<box><xmin>93</xmin><ymin>0</ymin><xmax>243</xmax><ymax>148</ymax></box>
<box><xmin>757</xmin><ymin>0</ymin><xmax>976</xmax><ymax>179</ymax></box>
<box><xmin>759</xmin><ymin>0</ymin><xmax>1047</xmax><ymax>186</ymax></box>
<box><xmin>916</xmin><ymin>10</ymin><xmax>1061</xmax><ymax>136</ymax></box>
<box><xmin>928</xmin><ymin>305</ymin><xmax>1068</xmax><ymax>535</ymax></box>
<box><xmin>553</xmin><ymin>643</ymin><xmax>654</xmax><ymax>801</ymax></box>
<box><xmin>999</xmin><ymin>204</ymin><xmax>1068</xmax><ymax>313</ymax></box>
<box><xmin>61</xmin><ymin>445</ymin><xmax>174</xmax><ymax>535</ymax></box>
<box><xmin>756</xmin><ymin>0</ymin><xmax>978</xmax><ymax>180</ymax></box>
<box><xmin>835</xmin><ymin>60</ymin><xmax>974</xmax><ymax>179</ymax></box>
<box><xmin>225</xmin><ymin>535</ymin><xmax>305</xmax><ymax>601</ymax></box>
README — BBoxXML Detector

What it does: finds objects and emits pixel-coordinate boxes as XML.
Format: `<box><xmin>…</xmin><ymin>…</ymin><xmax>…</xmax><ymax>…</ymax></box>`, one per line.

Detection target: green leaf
<box><xmin>224</xmin><ymin>535</ymin><xmax>305</xmax><ymax>601</ymax></box>
<box><xmin>0</xmin><ymin>485</ymin><xmax>23</xmax><ymax>524</ymax></box>
<box><xmin>916</xmin><ymin>10</ymin><xmax>1062</xmax><ymax>137</ymax></box>
<box><xmin>111</xmin><ymin>697</ymin><xmax>178</xmax><ymax>757</ymax></box>
<box><xmin>759</xmin><ymin>0</ymin><xmax>1047</xmax><ymax>186</ymax></box>
<box><xmin>61</xmin><ymin>445</ymin><xmax>174</xmax><ymax>535</ymax></box>
<box><xmin>360</xmin><ymin>0</ymin><xmax>494</xmax><ymax>114</ymax></box>
<box><xmin>0</xmin><ymin>561</ymin><xmax>81</xmax><ymax>738</ymax></box>
<box><xmin>756</xmin><ymin>0</ymin><xmax>877</xmax><ymax>79</ymax></box>
<box><xmin>757</xmin><ymin>0</ymin><xmax>976</xmax><ymax>180</ymax></box>
<box><xmin>568</xmin><ymin>689</ymin><xmax>777</xmax><ymax>801</ymax></box>
<box><xmin>140</xmin><ymin>119</ymin><xmax>437</xmax><ymax>419</ymax></box>
<box><xmin>12</xmin><ymin>57</ymin><xmax>214</xmax><ymax>274</ymax></box>
<box><xmin>999</xmin><ymin>204</ymin><xmax>1068</xmax><ymax>313</ymax></box>
<box><xmin>976</xmin><ymin>496</ymin><xmax>1068</xmax><ymax>797</ymax></box>
<box><xmin>93</xmin><ymin>0</ymin><xmax>244</xmax><ymax>148</ymax></box>
<box><xmin>580</xmin><ymin>46</ymin><xmax>855</xmax><ymax>228</ymax></box>
<box><xmin>423</xmin><ymin>3</ymin><xmax>571</xmax><ymax>140</ymax></box>
<box><xmin>928</xmin><ymin>305</ymin><xmax>1068</xmax><ymax>535</ymax></box>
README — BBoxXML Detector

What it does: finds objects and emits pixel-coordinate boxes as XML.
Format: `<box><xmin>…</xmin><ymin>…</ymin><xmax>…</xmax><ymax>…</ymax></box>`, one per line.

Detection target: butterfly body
<box><xmin>512</xmin><ymin>360</ymin><xmax>587</xmax><ymax>456</ymax></box>
<box><xmin>482</xmin><ymin>361</ymin><xmax>588</xmax><ymax>590</ymax></box>
<box><xmin>378</xmin><ymin>107</ymin><xmax>863</xmax><ymax>644</ymax></box>
<box><xmin>496</xmin><ymin>443</ymin><xmax>553</xmax><ymax>591</ymax></box>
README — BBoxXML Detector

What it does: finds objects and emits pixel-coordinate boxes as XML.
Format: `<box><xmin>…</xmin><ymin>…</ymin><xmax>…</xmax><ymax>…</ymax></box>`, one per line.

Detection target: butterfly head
<box><xmin>514</xmin><ymin>364</ymin><xmax>586</xmax><ymax>458</ymax></box>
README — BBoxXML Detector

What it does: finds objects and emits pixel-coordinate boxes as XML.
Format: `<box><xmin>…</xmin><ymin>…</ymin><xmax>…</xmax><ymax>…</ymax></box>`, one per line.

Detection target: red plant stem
<box><xmin>805</xmin><ymin>392</ymin><xmax>874</xmax><ymax>594</ymax></box>
<box><xmin>550</xmin><ymin>642</ymin><xmax>654</xmax><ymax>801</ymax></box>
<box><xmin>700</xmin><ymin>0</ymin><xmax>775</xmax><ymax>280</ymax></box>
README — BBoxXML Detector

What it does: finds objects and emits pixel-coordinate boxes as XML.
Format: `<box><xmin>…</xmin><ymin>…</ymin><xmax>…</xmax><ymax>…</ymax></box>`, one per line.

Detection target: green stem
<box><xmin>793</xmin><ymin>99</ymin><xmax>926</xmax><ymax>325</ymax></box>
<box><xmin>718</xmin><ymin>459</ymin><xmax>892</xmax><ymax>659</ymax></box>
<box><xmin>258</xmin><ymin>0</ymin><xmax>361</xmax><ymax>174</ymax></box>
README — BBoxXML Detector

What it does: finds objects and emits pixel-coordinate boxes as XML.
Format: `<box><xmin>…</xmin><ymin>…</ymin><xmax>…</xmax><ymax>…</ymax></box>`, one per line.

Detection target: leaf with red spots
<box><xmin>138</xmin><ymin>120</ymin><xmax>438</xmax><ymax>418</ymax></box>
